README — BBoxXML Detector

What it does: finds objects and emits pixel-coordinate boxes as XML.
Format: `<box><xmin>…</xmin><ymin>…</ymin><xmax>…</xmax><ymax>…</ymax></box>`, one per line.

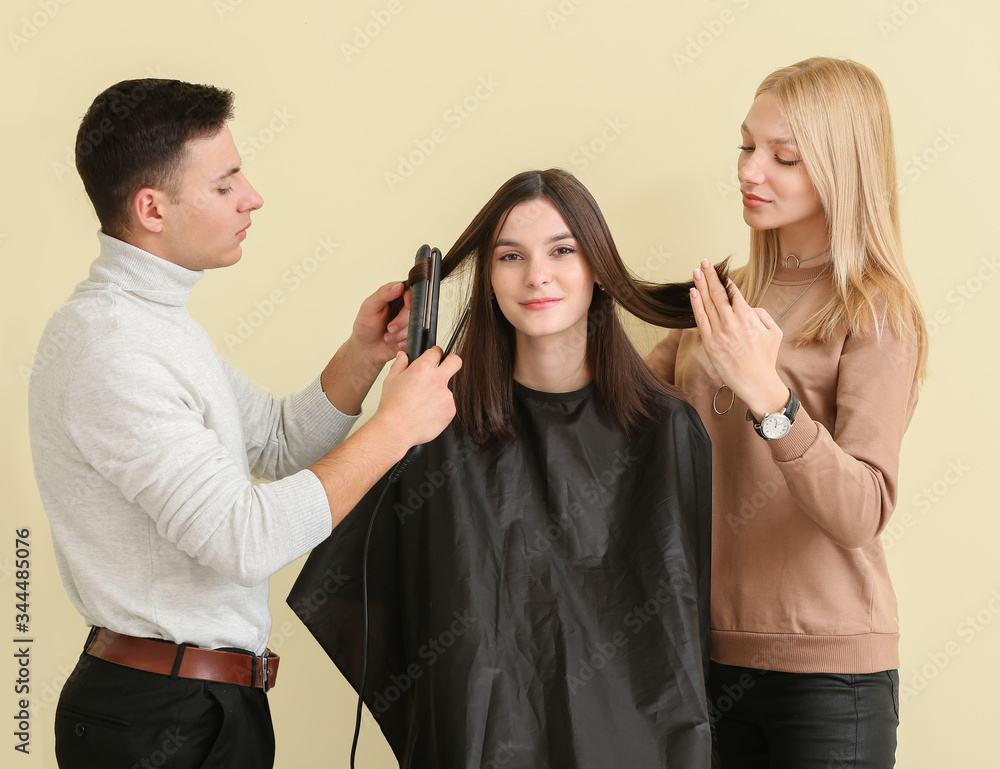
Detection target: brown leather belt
<box><xmin>84</xmin><ymin>627</ymin><xmax>279</xmax><ymax>691</ymax></box>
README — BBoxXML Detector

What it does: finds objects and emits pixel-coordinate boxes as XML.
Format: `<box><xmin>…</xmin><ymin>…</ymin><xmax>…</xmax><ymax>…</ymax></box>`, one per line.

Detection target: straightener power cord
<box><xmin>349</xmin><ymin>246</ymin><xmax>470</xmax><ymax>768</ymax></box>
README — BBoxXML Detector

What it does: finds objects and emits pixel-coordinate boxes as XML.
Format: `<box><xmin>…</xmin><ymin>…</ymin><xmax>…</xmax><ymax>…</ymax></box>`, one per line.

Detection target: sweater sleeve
<box><xmin>219</xmin><ymin>356</ymin><xmax>358</xmax><ymax>481</ymax></box>
<box><xmin>63</xmin><ymin>339</ymin><xmax>334</xmax><ymax>587</ymax></box>
<box><xmin>767</xmin><ymin>328</ymin><xmax>920</xmax><ymax>549</ymax></box>
<box><xmin>647</xmin><ymin>330</ymin><xmax>682</xmax><ymax>385</ymax></box>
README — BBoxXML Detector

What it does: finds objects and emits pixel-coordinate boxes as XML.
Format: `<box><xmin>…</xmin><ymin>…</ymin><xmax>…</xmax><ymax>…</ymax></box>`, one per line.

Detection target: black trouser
<box><xmin>710</xmin><ymin>661</ymin><xmax>899</xmax><ymax>769</ymax></box>
<box><xmin>55</xmin><ymin>652</ymin><xmax>275</xmax><ymax>769</ymax></box>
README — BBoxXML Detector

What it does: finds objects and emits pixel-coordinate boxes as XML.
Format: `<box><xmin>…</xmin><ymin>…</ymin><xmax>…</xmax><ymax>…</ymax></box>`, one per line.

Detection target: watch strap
<box><xmin>783</xmin><ymin>388</ymin><xmax>800</xmax><ymax>423</ymax></box>
<box><xmin>746</xmin><ymin>388</ymin><xmax>799</xmax><ymax>439</ymax></box>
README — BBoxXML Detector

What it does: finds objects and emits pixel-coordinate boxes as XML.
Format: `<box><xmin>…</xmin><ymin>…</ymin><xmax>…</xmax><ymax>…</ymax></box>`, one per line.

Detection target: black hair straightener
<box><xmin>406</xmin><ymin>244</ymin><xmax>442</xmax><ymax>361</ymax></box>
<box><xmin>407</xmin><ymin>243</ymin><xmax>470</xmax><ymax>360</ymax></box>
<box><xmin>349</xmin><ymin>245</ymin><xmax>469</xmax><ymax>769</ymax></box>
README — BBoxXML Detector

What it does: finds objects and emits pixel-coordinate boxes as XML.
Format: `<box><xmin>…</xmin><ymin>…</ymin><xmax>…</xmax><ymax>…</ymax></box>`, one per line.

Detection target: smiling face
<box><xmin>490</xmin><ymin>197</ymin><xmax>596</xmax><ymax>352</ymax></box>
<box><xmin>155</xmin><ymin>124</ymin><xmax>263</xmax><ymax>271</ymax></box>
<box><xmin>738</xmin><ymin>92</ymin><xmax>827</xmax><ymax>245</ymax></box>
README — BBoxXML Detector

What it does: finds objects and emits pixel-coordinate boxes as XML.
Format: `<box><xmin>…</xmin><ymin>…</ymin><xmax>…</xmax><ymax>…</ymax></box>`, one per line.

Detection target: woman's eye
<box><xmin>219</xmin><ymin>186</ymin><xmax>233</xmax><ymax>195</ymax></box>
<box><xmin>737</xmin><ymin>144</ymin><xmax>754</xmax><ymax>153</ymax></box>
<box><xmin>774</xmin><ymin>157</ymin><xmax>801</xmax><ymax>167</ymax></box>
<box><xmin>498</xmin><ymin>252</ymin><xmax>521</xmax><ymax>262</ymax></box>
<box><xmin>553</xmin><ymin>246</ymin><xmax>575</xmax><ymax>256</ymax></box>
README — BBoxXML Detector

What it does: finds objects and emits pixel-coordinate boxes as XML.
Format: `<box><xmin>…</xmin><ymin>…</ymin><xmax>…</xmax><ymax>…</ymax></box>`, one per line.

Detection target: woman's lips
<box><xmin>741</xmin><ymin>192</ymin><xmax>770</xmax><ymax>209</ymax></box>
<box><xmin>520</xmin><ymin>298</ymin><xmax>561</xmax><ymax>310</ymax></box>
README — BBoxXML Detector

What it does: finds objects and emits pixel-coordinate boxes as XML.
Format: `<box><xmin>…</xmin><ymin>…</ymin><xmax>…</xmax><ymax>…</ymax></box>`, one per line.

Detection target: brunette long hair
<box><xmin>404</xmin><ymin>169</ymin><xmax>716</xmax><ymax>444</ymax></box>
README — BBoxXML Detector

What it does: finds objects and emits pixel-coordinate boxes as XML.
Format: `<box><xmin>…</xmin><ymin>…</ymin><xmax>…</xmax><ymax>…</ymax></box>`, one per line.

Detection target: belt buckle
<box><xmin>261</xmin><ymin>655</ymin><xmax>270</xmax><ymax>693</ymax></box>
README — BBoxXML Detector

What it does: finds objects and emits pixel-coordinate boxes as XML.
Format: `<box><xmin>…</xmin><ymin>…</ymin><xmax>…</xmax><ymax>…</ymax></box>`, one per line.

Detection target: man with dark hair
<box><xmin>28</xmin><ymin>78</ymin><xmax>460</xmax><ymax>768</ymax></box>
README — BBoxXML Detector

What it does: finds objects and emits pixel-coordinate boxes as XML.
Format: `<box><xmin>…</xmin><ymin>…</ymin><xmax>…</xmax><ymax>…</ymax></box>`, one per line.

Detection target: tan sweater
<box><xmin>648</xmin><ymin>260</ymin><xmax>919</xmax><ymax>674</ymax></box>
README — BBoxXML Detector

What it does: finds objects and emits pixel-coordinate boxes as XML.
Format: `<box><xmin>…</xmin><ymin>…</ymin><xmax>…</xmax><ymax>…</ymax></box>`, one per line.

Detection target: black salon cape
<box><xmin>288</xmin><ymin>383</ymin><xmax>712</xmax><ymax>768</ymax></box>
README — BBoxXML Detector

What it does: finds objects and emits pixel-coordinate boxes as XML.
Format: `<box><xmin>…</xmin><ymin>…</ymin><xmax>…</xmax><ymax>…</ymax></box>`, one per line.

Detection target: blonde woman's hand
<box><xmin>690</xmin><ymin>259</ymin><xmax>791</xmax><ymax>419</ymax></box>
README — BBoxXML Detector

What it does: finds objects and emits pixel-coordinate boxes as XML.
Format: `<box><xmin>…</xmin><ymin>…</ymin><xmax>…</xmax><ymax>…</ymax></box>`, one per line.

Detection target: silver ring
<box><xmin>713</xmin><ymin>384</ymin><xmax>735</xmax><ymax>415</ymax></box>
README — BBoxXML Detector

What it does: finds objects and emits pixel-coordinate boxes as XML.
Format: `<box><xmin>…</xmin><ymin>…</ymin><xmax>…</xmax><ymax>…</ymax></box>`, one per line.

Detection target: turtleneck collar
<box><xmin>90</xmin><ymin>231</ymin><xmax>203</xmax><ymax>307</ymax></box>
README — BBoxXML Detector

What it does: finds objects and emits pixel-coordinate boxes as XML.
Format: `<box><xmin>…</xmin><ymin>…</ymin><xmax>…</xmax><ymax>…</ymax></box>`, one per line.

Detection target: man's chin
<box><xmin>209</xmin><ymin>247</ymin><xmax>243</xmax><ymax>269</ymax></box>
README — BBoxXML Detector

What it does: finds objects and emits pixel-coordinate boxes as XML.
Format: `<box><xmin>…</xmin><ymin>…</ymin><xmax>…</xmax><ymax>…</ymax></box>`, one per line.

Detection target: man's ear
<box><xmin>131</xmin><ymin>187</ymin><xmax>169</xmax><ymax>234</ymax></box>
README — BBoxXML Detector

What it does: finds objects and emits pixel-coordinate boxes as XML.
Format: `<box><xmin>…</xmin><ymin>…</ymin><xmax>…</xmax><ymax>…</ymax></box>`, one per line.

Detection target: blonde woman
<box><xmin>649</xmin><ymin>57</ymin><xmax>927</xmax><ymax>767</ymax></box>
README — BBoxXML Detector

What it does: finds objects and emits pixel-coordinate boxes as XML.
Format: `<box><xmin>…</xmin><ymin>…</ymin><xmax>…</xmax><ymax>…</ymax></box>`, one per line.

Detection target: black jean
<box><xmin>54</xmin><ymin>652</ymin><xmax>275</xmax><ymax>769</ymax></box>
<box><xmin>710</xmin><ymin>661</ymin><xmax>899</xmax><ymax>769</ymax></box>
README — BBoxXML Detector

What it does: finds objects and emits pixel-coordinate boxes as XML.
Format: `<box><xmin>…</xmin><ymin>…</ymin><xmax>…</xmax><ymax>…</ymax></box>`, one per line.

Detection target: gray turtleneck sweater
<box><xmin>28</xmin><ymin>232</ymin><xmax>355</xmax><ymax>655</ymax></box>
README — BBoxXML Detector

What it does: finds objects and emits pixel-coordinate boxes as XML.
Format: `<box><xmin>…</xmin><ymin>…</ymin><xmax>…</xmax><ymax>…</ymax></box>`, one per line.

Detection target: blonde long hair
<box><xmin>735</xmin><ymin>57</ymin><xmax>928</xmax><ymax>381</ymax></box>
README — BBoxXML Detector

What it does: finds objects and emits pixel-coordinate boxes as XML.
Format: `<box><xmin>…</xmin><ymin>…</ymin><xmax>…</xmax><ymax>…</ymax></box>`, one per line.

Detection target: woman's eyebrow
<box><xmin>742</xmin><ymin>122</ymin><xmax>796</xmax><ymax>146</ymax></box>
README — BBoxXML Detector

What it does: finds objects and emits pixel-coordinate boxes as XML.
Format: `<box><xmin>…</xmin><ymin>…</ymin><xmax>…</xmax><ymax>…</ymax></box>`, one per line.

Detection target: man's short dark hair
<box><xmin>75</xmin><ymin>79</ymin><xmax>235</xmax><ymax>238</ymax></box>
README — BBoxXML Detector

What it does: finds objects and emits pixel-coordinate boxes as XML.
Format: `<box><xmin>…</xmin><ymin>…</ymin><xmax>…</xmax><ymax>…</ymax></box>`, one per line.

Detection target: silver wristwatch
<box><xmin>746</xmin><ymin>389</ymin><xmax>800</xmax><ymax>441</ymax></box>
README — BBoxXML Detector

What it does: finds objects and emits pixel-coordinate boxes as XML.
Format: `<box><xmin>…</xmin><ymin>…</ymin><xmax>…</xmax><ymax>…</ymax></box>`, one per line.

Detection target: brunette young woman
<box><xmin>648</xmin><ymin>57</ymin><xmax>927</xmax><ymax>768</ymax></box>
<box><xmin>290</xmin><ymin>168</ymin><xmax>719</xmax><ymax>768</ymax></box>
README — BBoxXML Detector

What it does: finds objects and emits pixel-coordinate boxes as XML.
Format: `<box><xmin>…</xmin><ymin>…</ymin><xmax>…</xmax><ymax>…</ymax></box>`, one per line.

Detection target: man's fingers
<box><xmin>360</xmin><ymin>281</ymin><xmax>402</xmax><ymax>315</ymax></box>
<box><xmin>380</xmin><ymin>281</ymin><xmax>405</xmax><ymax>301</ymax></box>
<box><xmin>437</xmin><ymin>350</ymin><xmax>463</xmax><ymax>377</ymax></box>
<box><xmin>389</xmin><ymin>350</ymin><xmax>409</xmax><ymax>373</ymax></box>
<box><xmin>415</xmin><ymin>346</ymin><xmax>462</xmax><ymax>373</ymax></box>
<box><xmin>385</xmin><ymin>303</ymin><xmax>410</xmax><ymax>345</ymax></box>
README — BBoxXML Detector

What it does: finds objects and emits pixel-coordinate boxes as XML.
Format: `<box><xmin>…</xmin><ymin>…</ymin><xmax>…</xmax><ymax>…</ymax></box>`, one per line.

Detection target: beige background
<box><xmin>3</xmin><ymin>0</ymin><xmax>996</xmax><ymax>766</ymax></box>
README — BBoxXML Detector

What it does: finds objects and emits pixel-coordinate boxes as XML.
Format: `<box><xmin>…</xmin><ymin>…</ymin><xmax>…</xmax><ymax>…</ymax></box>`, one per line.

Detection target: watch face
<box><xmin>761</xmin><ymin>414</ymin><xmax>791</xmax><ymax>440</ymax></box>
